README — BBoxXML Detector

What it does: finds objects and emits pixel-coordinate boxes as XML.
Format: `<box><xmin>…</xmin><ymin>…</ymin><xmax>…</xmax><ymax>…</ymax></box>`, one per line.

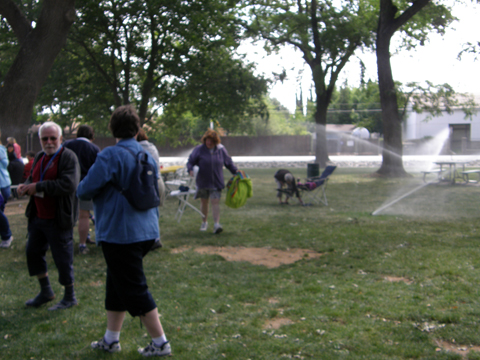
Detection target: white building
<box><xmin>402</xmin><ymin>95</ymin><xmax>480</xmax><ymax>154</ymax></box>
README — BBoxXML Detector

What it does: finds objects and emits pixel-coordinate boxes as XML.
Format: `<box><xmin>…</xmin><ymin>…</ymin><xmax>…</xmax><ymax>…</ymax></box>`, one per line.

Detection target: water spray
<box><xmin>371</xmin><ymin>181</ymin><xmax>434</xmax><ymax>216</ymax></box>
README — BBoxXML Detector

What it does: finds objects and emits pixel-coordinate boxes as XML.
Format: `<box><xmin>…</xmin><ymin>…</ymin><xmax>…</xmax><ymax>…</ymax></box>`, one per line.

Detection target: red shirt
<box><xmin>22</xmin><ymin>158</ymin><xmax>34</xmax><ymax>182</ymax></box>
<box><xmin>32</xmin><ymin>148</ymin><xmax>64</xmax><ymax>219</ymax></box>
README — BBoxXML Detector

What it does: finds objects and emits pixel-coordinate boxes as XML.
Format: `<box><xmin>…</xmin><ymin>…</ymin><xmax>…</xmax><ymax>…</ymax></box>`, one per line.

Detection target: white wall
<box><xmin>403</xmin><ymin>107</ymin><xmax>480</xmax><ymax>141</ymax></box>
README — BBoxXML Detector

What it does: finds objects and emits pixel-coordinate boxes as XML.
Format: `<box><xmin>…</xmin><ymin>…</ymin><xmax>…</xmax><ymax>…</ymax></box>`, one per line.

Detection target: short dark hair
<box><xmin>26</xmin><ymin>151</ymin><xmax>35</xmax><ymax>158</ymax></box>
<box><xmin>77</xmin><ymin>125</ymin><xmax>95</xmax><ymax>140</ymax></box>
<box><xmin>109</xmin><ymin>105</ymin><xmax>140</xmax><ymax>139</ymax></box>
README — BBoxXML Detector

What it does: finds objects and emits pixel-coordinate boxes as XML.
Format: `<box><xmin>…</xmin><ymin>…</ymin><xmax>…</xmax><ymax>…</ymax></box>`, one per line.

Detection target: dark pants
<box><xmin>0</xmin><ymin>187</ymin><xmax>12</xmax><ymax>240</ymax></box>
<box><xmin>101</xmin><ymin>240</ymin><xmax>156</xmax><ymax>317</ymax></box>
<box><xmin>26</xmin><ymin>216</ymin><xmax>74</xmax><ymax>286</ymax></box>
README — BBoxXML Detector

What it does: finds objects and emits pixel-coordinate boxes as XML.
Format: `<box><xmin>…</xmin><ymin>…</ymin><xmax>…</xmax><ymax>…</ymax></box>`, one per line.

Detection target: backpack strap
<box><xmin>111</xmin><ymin>144</ymin><xmax>141</xmax><ymax>192</ymax></box>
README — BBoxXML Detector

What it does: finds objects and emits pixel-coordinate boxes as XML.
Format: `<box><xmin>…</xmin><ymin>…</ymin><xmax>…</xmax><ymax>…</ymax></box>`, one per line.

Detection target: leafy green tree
<box><xmin>246</xmin><ymin>97</ymin><xmax>310</xmax><ymax>136</ymax></box>
<box><xmin>243</xmin><ymin>0</ymin><xmax>377</xmax><ymax>166</ymax></box>
<box><xmin>326</xmin><ymin>80</ymin><xmax>383</xmax><ymax>132</ymax></box>
<box><xmin>0</xmin><ymin>0</ymin><xmax>76</xmax><ymax>147</ymax></box>
<box><xmin>37</xmin><ymin>0</ymin><xmax>267</xmax><ymax>138</ymax></box>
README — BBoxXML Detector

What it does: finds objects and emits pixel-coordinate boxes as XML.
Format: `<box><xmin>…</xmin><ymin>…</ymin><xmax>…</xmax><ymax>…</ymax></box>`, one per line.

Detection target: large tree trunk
<box><xmin>376</xmin><ymin>30</ymin><xmax>408</xmax><ymax>177</ymax></box>
<box><xmin>375</xmin><ymin>0</ymin><xmax>430</xmax><ymax>177</ymax></box>
<box><xmin>314</xmin><ymin>95</ymin><xmax>330</xmax><ymax>168</ymax></box>
<box><xmin>0</xmin><ymin>0</ymin><xmax>76</xmax><ymax>150</ymax></box>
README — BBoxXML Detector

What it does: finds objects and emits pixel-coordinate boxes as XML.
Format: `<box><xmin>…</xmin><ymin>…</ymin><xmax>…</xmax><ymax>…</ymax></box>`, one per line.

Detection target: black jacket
<box><xmin>24</xmin><ymin>148</ymin><xmax>80</xmax><ymax>229</ymax></box>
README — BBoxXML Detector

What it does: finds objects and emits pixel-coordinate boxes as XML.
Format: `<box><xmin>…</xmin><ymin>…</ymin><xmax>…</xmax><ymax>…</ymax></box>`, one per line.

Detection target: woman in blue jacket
<box><xmin>187</xmin><ymin>129</ymin><xmax>237</xmax><ymax>234</ymax></box>
<box><xmin>0</xmin><ymin>138</ymin><xmax>12</xmax><ymax>248</ymax></box>
<box><xmin>77</xmin><ymin>105</ymin><xmax>171</xmax><ymax>357</ymax></box>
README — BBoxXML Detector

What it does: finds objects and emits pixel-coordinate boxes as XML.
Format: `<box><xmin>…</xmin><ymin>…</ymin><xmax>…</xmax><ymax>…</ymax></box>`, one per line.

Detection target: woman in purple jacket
<box><xmin>187</xmin><ymin>129</ymin><xmax>237</xmax><ymax>234</ymax></box>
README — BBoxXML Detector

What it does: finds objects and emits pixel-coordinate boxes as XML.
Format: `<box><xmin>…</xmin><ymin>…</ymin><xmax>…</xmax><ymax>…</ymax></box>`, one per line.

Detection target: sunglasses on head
<box><xmin>41</xmin><ymin>136</ymin><xmax>58</xmax><ymax>142</ymax></box>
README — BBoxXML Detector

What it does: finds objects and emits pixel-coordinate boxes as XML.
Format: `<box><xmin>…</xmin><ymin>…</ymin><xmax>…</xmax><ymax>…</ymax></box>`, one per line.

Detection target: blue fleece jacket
<box><xmin>77</xmin><ymin>138</ymin><xmax>159</xmax><ymax>244</ymax></box>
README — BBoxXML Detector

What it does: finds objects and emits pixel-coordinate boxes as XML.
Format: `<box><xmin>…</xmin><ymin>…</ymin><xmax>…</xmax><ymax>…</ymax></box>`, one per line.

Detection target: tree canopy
<box><xmin>36</xmin><ymin>0</ymin><xmax>268</xmax><ymax>138</ymax></box>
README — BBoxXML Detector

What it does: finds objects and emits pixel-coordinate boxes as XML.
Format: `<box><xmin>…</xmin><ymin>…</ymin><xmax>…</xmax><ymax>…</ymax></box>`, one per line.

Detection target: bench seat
<box><xmin>461</xmin><ymin>169</ymin><xmax>480</xmax><ymax>183</ymax></box>
<box><xmin>421</xmin><ymin>169</ymin><xmax>444</xmax><ymax>183</ymax></box>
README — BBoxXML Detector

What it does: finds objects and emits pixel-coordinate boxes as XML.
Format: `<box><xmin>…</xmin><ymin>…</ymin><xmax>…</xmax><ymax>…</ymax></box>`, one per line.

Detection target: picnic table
<box><xmin>422</xmin><ymin>161</ymin><xmax>468</xmax><ymax>184</ymax></box>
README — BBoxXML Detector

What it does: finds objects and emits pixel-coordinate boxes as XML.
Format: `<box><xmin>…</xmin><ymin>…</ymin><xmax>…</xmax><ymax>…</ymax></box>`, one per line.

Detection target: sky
<box><xmin>239</xmin><ymin>2</ymin><xmax>480</xmax><ymax>114</ymax></box>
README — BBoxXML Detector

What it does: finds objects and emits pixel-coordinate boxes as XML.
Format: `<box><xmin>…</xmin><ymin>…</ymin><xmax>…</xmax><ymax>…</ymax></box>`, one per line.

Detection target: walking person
<box><xmin>0</xmin><ymin>136</ymin><xmax>13</xmax><ymax>249</ymax></box>
<box><xmin>64</xmin><ymin>125</ymin><xmax>101</xmax><ymax>254</ymax></box>
<box><xmin>186</xmin><ymin>129</ymin><xmax>238</xmax><ymax>234</ymax></box>
<box><xmin>17</xmin><ymin>122</ymin><xmax>80</xmax><ymax>310</ymax></box>
<box><xmin>77</xmin><ymin>105</ymin><xmax>171</xmax><ymax>356</ymax></box>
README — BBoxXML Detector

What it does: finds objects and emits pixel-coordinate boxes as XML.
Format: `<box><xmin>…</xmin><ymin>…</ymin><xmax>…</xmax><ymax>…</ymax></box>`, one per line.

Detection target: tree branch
<box><xmin>0</xmin><ymin>0</ymin><xmax>32</xmax><ymax>43</ymax></box>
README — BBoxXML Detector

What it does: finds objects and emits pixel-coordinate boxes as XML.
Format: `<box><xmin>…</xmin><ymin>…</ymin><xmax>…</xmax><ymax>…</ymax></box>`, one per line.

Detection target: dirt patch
<box><xmin>384</xmin><ymin>276</ymin><xmax>413</xmax><ymax>285</ymax></box>
<box><xmin>435</xmin><ymin>340</ymin><xmax>480</xmax><ymax>358</ymax></box>
<box><xmin>172</xmin><ymin>246</ymin><xmax>322</xmax><ymax>268</ymax></box>
<box><xmin>263</xmin><ymin>317</ymin><xmax>294</xmax><ymax>330</ymax></box>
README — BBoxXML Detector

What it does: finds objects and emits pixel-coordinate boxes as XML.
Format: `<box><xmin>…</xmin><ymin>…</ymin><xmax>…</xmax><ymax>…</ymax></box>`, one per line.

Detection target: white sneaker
<box><xmin>0</xmin><ymin>236</ymin><xmax>13</xmax><ymax>248</ymax></box>
<box><xmin>91</xmin><ymin>337</ymin><xmax>121</xmax><ymax>353</ymax></box>
<box><xmin>138</xmin><ymin>341</ymin><xmax>171</xmax><ymax>357</ymax></box>
<box><xmin>200</xmin><ymin>222</ymin><xmax>208</xmax><ymax>231</ymax></box>
<box><xmin>213</xmin><ymin>224</ymin><xmax>223</xmax><ymax>234</ymax></box>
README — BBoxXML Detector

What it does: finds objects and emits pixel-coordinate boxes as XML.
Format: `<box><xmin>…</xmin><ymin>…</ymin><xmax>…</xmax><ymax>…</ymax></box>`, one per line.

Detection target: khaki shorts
<box><xmin>195</xmin><ymin>189</ymin><xmax>222</xmax><ymax>200</ymax></box>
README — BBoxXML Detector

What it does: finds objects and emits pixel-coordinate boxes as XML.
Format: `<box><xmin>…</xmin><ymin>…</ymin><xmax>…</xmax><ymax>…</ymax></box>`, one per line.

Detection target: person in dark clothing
<box><xmin>64</xmin><ymin>125</ymin><xmax>101</xmax><ymax>254</ymax></box>
<box><xmin>7</xmin><ymin>143</ymin><xmax>24</xmax><ymax>185</ymax></box>
<box><xmin>17</xmin><ymin>121</ymin><xmax>80</xmax><ymax>311</ymax></box>
<box><xmin>274</xmin><ymin>169</ymin><xmax>303</xmax><ymax>205</ymax></box>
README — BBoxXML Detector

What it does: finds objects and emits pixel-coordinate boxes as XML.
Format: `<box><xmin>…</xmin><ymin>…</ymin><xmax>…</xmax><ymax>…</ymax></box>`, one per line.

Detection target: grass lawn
<box><xmin>2</xmin><ymin>166</ymin><xmax>480</xmax><ymax>359</ymax></box>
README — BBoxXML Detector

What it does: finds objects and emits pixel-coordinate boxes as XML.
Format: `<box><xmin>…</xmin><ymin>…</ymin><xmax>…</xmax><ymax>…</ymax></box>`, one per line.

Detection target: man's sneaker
<box><xmin>0</xmin><ymin>236</ymin><xmax>13</xmax><ymax>248</ymax></box>
<box><xmin>25</xmin><ymin>291</ymin><xmax>55</xmax><ymax>308</ymax></box>
<box><xmin>91</xmin><ymin>337</ymin><xmax>121</xmax><ymax>353</ymax></box>
<box><xmin>213</xmin><ymin>224</ymin><xmax>223</xmax><ymax>234</ymax></box>
<box><xmin>200</xmin><ymin>222</ymin><xmax>208</xmax><ymax>231</ymax></box>
<box><xmin>138</xmin><ymin>341</ymin><xmax>171</xmax><ymax>357</ymax></box>
<box><xmin>79</xmin><ymin>245</ymin><xmax>89</xmax><ymax>255</ymax></box>
<box><xmin>48</xmin><ymin>298</ymin><xmax>78</xmax><ymax>311</ymax></box>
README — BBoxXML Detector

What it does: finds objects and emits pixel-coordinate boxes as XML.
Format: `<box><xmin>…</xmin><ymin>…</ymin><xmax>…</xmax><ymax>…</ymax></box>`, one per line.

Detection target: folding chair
<box><xmin>167</xmin><ymin>167</ymin><xmax>204</xmax><ymax>222</ymax></box>
<box><xmin>297</xmin><ymin>165</ymin><xmax>337</xmax><ymax>205</ymax></box>
<box><xmin>164</xmin><ymin>166</ymin><xmax>189</xmax><ymax>194</ymax></box>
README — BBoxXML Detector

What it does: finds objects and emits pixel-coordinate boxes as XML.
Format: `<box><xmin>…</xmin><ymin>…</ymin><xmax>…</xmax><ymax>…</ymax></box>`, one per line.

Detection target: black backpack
<box><xmin>112</xmin><ymin>145</ymin><xmax>160</xmax><ymax>210</ymax></box>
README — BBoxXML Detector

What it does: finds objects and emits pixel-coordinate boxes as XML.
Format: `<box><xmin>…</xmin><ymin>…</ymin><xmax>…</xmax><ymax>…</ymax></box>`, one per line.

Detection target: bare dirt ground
<box><xmin>171</xmin><ymin>245</ymin><xmax>323</xmax><ymax>269</ymax></box>
<box><xmin>435</xmin><ymin>340</ymin><xmax>480</xmax><ymax>358</ymax></box>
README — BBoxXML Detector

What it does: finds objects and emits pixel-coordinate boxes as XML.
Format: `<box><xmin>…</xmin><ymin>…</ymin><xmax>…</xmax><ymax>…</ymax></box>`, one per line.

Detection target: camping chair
<box><xmin>297</xmin><ymin>165</ymin><xmax>337</xmax><ymax>206</ymax></box>
<box><xmin>167</xmin><ymin>167</ymin><xmax>204</xmax><ymax>222</ymax></box>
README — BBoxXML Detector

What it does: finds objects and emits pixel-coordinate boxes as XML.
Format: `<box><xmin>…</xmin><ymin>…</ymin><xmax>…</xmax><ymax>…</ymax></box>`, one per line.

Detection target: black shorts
<box><xmin>101</xmin><ymin>240</ymin><xmax>157</xmax><ymax>316</ymax></box>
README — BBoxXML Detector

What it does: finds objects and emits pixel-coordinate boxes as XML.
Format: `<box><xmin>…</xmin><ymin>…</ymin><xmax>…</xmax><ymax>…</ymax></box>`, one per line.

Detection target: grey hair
<box><xmin>284</xmin><ymin>173</ymin><xmax>294</xmax><ymax>183</ymax></box>
<box><xmin>38</xmin><ymin>122</ymin><xmax>63</xmax><ymax>138</ymax></box>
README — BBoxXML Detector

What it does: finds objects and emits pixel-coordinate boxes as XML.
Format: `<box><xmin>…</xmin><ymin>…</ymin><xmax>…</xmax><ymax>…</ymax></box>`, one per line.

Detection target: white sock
<box><xmin>152</xmin><ymin>334</ymin><xmax>167</xmax><ymax>346</ymax></box>
<box><xmin>104</xmin><ymin>329</ymin><xmax>120</xmax><ymax>344</ymax></box>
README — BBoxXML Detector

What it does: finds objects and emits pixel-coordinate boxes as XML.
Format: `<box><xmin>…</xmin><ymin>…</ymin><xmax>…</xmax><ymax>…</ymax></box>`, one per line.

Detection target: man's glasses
<box><xmin>41</xmin><ymin>136</ymin><xmax>58</xmax><ymax>142</ymax></box>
